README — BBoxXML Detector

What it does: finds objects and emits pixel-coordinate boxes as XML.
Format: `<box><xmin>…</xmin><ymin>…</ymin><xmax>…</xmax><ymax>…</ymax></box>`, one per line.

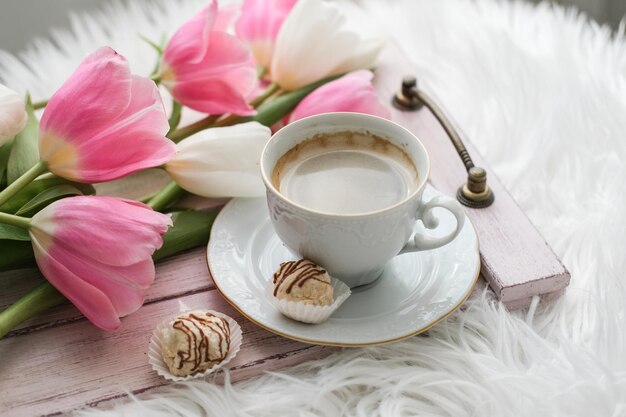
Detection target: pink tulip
<box><xmin>39</xmin><ymin>47</ymin><xmax>175</xmax><ymax>183</ymax></box>
<box><xmin>29</xmin><ymin>196</ymin><xmax>172</xmax><ymax>330</ymax></box>
<box><xmin>214</xmin><ymin>2</ymin><xmax>240</xmax><ymax>32</ymax></box>
<box><xmin>235</xmin><ymin>0</ymin><xmax>297</xmax><ymax>69</ymax></box>
<box><xmin>288</xmin><ymin>70</ymin><xmax>391</xmax><ymax>123</ymax></box>
<box><xmin>160</xmin><ymin>2</ymin><xmax>257</xmax><ymax>116</ymax></box>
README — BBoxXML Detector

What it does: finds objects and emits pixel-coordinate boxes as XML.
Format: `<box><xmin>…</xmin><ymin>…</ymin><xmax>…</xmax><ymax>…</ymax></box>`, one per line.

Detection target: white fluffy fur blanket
<box><xmin>1</xmin><ymin>0</ymin><xmax>625</xmax><ymax>416</ymax></box>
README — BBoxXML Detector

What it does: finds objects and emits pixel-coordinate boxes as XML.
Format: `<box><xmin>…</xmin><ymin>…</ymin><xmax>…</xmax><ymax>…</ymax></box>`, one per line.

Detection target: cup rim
<box><xmin>260</xmin><ymin>112</ymin><xmax>431</xmax><ymax>218</ymax></box>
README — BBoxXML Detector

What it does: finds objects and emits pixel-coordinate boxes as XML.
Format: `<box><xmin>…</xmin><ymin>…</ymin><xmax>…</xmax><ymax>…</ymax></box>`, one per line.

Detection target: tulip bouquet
<box><xmin>0</xmin><ymin>0</ymin><xmax>390</xmax><ymax>338</ymax></box>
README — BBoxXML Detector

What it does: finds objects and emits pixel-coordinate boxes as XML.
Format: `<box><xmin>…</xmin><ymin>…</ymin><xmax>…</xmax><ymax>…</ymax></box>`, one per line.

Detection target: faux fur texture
<box><xmin>2</xmin><ymin>0</ymin><xmax>625</xmax><ymax>416</ymax></box>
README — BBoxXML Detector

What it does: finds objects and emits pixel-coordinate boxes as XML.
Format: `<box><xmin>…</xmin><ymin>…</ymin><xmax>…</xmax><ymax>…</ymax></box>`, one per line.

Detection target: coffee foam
<box><xmin>272</xmin><ymin>131</ymin><xmax>419</xmax><ymax>214</ymax></box>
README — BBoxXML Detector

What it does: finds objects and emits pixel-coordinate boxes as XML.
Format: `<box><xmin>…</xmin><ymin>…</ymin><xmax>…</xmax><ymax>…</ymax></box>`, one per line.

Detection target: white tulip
<box><xmin>166</xmin><ymin>122</ymin><xmax>271</xmax><ymax>198</ymax></box>
<box><xmin>0</xmin><ymin>84</ymin><xmax>27</xmax><ymax>145</ymax></box>
<box><xmin>270</xmin><ymin>0</ymin><xmax>384</xmax><ymax>91</ymax></box>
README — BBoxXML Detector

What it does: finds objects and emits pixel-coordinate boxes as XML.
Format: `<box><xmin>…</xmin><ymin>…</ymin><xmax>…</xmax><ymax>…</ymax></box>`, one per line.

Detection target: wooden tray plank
<box><xmin>374</xmin><ymin>42</ymin><xmax>570</xmax><ymax>305</ymax></box>
<box><xmin>0</xmin><ymin>247</ymin><xmax>213</xmax><ymax>335</ymax></box>
<box><xmin>469</xmin><ymin>275</ymin><xmax>565</xmax><ymax>309</ymax></box>
<box><xmin>0</xmin><ymin>288</ymin><xmax>336</xmax><ymax>417</ymax></box>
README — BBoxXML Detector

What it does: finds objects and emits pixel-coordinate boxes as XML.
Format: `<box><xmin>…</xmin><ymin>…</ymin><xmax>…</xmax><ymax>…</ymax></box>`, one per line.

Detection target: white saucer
<box><xmin>207</xmin><ymin>185</ymin><xmax>480</xmax><ymax>347</ymax></box>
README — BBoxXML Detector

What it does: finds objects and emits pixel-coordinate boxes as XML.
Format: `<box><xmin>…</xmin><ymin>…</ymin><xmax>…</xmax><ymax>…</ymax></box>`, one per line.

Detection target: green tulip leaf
<box><xmin>0</xmin><ymin>177</ymin><xmax>95</xmax><ymax>215</ymax></box>
<box><xmin>15</xmin><ymin>184</ymin><xmax>86</xmax><ymax>216</ymax></box>
<box><xmin>0</xmin><ymin>223</ymin><xmax>30</xmax><ymax>241</ymax></box>
<box><xmin>0</xmin><ymin>239</ymin><xmax>35</xmax><ymax>270</ymax></box>
<box><xmin>7</xmin><ymin>98</ymin><xmax>40</xmax><ymax>184</ymax></box>
<box><xmin>153</xmin><ymin>210</ymin><xmax>218</xmax><ymax>261</ymax></box>
<box><xmin>0</xmin><ymin>138</ymin><xmax>15</xmax><ymax>188</ymax></box>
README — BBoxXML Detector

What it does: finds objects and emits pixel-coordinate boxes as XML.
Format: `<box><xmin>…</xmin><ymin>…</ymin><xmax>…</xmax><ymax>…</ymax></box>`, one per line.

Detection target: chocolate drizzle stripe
<box><xmin>273</xmin><ymin>260</ymin><xmax>330</xmax><ymax>296</ymax></box>
<box><xmin>172</xmin><ymin>320</ymin><xmax>195</xmax><ymax>370</ymax></box>
<box><xmin>172</xmin><ymin>312</ymin><xmax>231</xmax><ymax>372</ymax></box>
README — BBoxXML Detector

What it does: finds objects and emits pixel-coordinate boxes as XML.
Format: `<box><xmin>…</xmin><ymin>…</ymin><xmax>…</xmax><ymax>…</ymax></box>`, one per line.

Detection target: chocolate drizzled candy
<box><xmin>273</xmin><ymin>259</ymin><xmax>333</xmax><ymax>306</ymax></box>
<box><xmin>160</xmin><ymin>310</ymin><xmax>231</xmax><ymax>377</ymax></box>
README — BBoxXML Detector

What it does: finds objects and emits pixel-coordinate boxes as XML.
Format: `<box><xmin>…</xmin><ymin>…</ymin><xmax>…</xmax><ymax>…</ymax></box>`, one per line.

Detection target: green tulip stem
<box><xmin>167</xmin><ymin>100</ymin><xmax>183</xmax><ymax>134</ymax></box>
<box><xmin>139</xmin><ymin>33</ymin><xmax>164</xmax><ymax>55</ymax></box>
<box><xmin>257</xmin><ymin>65</ymin><xmax>267</xmax><ymax>79</ymax></box>
<box><xmin>32</xmin><ymin>100</ymin><xmax>49</xmax><ymax>110</ymax></box>
<box><xmin>0</xmin><ymin>161</ymin><xmax>48</xmax><ymax>207</ymax></box>
<box><xmin>212</xmin><ymin>113</ymin><xmax>245</xmax><ymax>128</ymax></box>
<box><xmin>0</xmin><ymin>282</ymin><xmax>66</xmax><ymax>339</ymax></box>
<box><xmin>250</xmin><ymin>82</ymin><xmax>280</xmax><ymax>108</ymax></box>
<box><xmin>146</xmin><ymin>181</ymin><xmax>185</xmax><ymax>212</ymax></box>
<box><xmin>138</xmin><ymin>192</ymin><xmax>158</xmax><ymax>204</ymax></box>
<box><xmin>0</xmin><ymin>212</ymin><xmax>31</xmax><ymax>229</ymax></box>
<box><xmin>167</xmin><ymin>114</ymin><xmax>221</xmax><ymax>143</ymax></box>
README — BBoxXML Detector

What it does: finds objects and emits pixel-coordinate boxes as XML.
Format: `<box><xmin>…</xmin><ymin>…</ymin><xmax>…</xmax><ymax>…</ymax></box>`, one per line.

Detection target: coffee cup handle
<box><xmin>400</xmin><ymin>195</ymin><xmax>465</xmax><ymax>254</ymax></box>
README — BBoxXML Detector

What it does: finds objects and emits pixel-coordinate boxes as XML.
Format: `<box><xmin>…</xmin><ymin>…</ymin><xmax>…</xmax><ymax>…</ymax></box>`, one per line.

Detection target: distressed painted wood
<box><xmin>0</xmin><ymin>289</ymin><xmax>336</xmax><ymax>417</ymax></box>
<box><xmin>469</xmin><ymin>276</ymin><xmax>565</xmax><ymax>310</ymax></box>
<box><xmin>374</xmin><ymin>42</ymin><xmax>570</xmax><ymax>305</ymax></box>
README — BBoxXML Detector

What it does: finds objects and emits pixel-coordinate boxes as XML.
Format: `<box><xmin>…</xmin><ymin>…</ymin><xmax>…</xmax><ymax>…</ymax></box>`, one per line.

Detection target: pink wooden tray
<box><xmin>0</xmin><ymin>43</ymin><xmax>568</xmax><ymax>416</ymax></box>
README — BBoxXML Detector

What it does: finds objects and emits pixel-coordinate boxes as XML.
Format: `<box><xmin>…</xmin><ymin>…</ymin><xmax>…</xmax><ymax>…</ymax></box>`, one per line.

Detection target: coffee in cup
<box><xmin>271</xmin><ymin>131</ymin><xmax>419</xmax><ymax>215</ymax></box>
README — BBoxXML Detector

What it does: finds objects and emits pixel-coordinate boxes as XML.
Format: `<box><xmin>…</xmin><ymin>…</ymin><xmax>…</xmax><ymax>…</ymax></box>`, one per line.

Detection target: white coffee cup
<box><xmin>260</xmin><ymin>113</ymin><xmax>465</xmax><ymax>288</ymax></box>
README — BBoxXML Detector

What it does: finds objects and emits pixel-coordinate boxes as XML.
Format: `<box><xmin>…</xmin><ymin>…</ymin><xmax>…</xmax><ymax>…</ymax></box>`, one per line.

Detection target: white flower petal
<box><xmin>270</xmin><ymin>0</ymin><xmax>384</xmax><ymax>91</ymax></box>
<box><xmin>166</xmin><ymin>122</ymin><xmax>271</xmax><ymax>198</ymax></box>
<box><xmin>0</xmin><ymin>84</ymin><xmax>27</xmax><ymax>145</ymax></box>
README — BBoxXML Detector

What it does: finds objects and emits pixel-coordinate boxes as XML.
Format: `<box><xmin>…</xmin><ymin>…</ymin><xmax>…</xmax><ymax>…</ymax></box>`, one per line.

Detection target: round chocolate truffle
<box><xmin>160</xmin><ymin>310</ymin><xmax>231</xmax><ymax>377</ymax></box>
<box><xmin>273</xmin><ymin>259</ymin><xmax>333</xmax><ymax>306</ymax></box>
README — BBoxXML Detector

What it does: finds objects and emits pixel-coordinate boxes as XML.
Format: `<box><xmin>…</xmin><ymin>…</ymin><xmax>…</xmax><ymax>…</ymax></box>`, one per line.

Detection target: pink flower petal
<box><xmin>48</xmin><ymin>196</ymin><xmax>171</xmax><ymax>266</ymax></box>
<box><xmin>40</xmin><ymin>47</ymin><xmax>131</xmax><ymax>149</ymax></box>
<box><xmin>289</xmin><ymin>70</ymin><xmax>391</xmax><ymax>122</ymax></box>
<box><xmin>52</xmin><ymin>239</ymin><xmax>157</xmax><ymax>289</ymax></box>
<box><xmin>214</xmin><ymin>2</ymin><xmax>241</xmax><ymax>32</ymax></box>
<box><xmin>49</xmin><ymin>244</ymin><xmax>151</xmax><ymax>317</ymax></box>
<box><xmin>171</xmin><ymin>66</ymin><xmax>257</xmax><ymax>115</ymax></box>
<box><xmin>235</xmin><ymin>0</ymin><xmax>296</xmax><ymax>68</ymax></box>
<box><xmin>30</xmin><ymin>196</ymin><xmax>171</xmax><ymax>331</ymax></box>
<box><xmin>162</xmin><ymin>10</ymin><xmax>257</xmax><ymax>115</ymax></box>
<box><xmin>167</xmin><ymin>31</ymin><xmax>254</xmax><ymax>79</ymax></box>
<box><xmin>50</xmin><ymin>76</ymin><xmax>175</xmax><ymax>182</ymax></box>
<box><xmin>40</xmin><ymin>48</ymin><xmax>175</xmax><ymax>183</ymax></box>
<box><xmin>163</xmin><ymin>2</ymin><xmax>217</xmax><ymax>65</ymax></box>
<box><xmin>33</xmin><ymin>238</ymin><xmax>122</xmax><ymax>330</ymax></box>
